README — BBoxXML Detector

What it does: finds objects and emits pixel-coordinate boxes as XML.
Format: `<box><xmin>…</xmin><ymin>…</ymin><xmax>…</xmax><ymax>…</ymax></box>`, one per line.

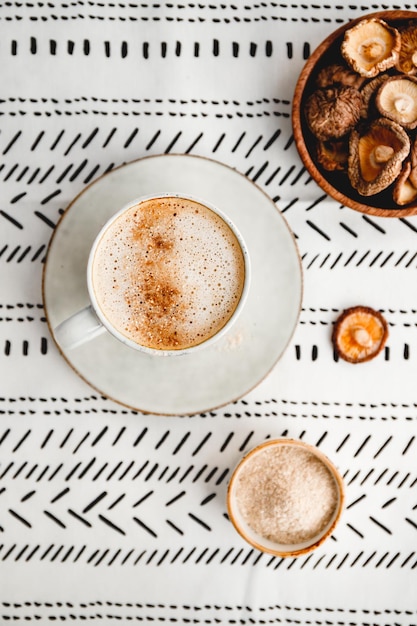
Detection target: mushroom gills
<box><xmin>348</xmin><ymin>118</ymin><xmax>410</xmax><ymax>195</ymax></box>
<box><xmin>332</xmin><ymin>306</ymin><xmax>388</xmax><ymax>363</ymax></box>
<box><xmin>341</xmin><ymin>18</ymin><xmax>401</xmax><ymax>77</ymax></box>
<box><xmin>376</xmin><ymin>76</ymin><xmax>417</xmax><ymax>128</ymax></box>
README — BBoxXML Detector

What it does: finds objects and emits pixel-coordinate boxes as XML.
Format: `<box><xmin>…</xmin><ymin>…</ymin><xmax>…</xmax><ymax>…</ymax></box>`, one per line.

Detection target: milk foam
<box><xmin>91</xmin><ymin>197</ymin><xmax>246</xmax><ymax>350</ymax></box>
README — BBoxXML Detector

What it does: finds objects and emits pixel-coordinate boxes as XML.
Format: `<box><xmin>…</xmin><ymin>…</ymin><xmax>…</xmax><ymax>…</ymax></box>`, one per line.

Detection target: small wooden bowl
<box><xmin>227</xmin><ymin>439</ymin><xmax>345</xmax><ymax>558</ymax></box>
<box><xmin>292</xmin><ymin>10</ymin><xmax>417</xmax><ymax>217</ymax></box>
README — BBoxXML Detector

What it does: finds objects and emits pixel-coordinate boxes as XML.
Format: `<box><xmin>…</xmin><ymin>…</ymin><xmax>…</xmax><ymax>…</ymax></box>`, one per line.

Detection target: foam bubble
<box><xmin>91</xmin><ymin>197</ymin><xmax>246</xmax><ymax>350</ymax></box>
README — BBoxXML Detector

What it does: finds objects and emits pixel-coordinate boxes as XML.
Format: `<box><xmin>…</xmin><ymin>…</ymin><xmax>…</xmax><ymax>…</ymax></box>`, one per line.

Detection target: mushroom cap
<box><xmin>304</xmin><ymin>85</ymin><xmax>363</xmax><ymax>141</ymax></box>
<box><xmin>341</xmin><ymin>18</ymin><xmax>401</xmax><ymax>78</ymax></box>
<box><xmin>315</xmin><ymin>63</ymin><xmax>366</xmax><ymax>89</ymax></box>
<box><xmin>376</xmin><ymin>75</ymin><xmax>417</xmax><ymax>129</ymax></box>
<box><xmin>396</xmin><ymin>23</ymin><xmax>417</xmax><ymax>75</ymax></box>
<box><xmin>393</xmin><ymin>160</ymin><xmax>417</xmax><ymax>205</ymax></box>
<box><xmin>332</xmin><ymin>306</ymin><xmax>388</xmax><ymax>364</ymax></box>
<box><xmin>316</xmin><ymin>139</ymin><xmax>349</xmax><ymax>172</ymax></box>
<box><xmin>359</xmin><ymin>74</ymin><xmax>389</xmax><ymax>118</ymax></box>
<box><xmin>348</xmin><ymin>117</ymin><xmax>410</xmax><ymax>196</ymax></box>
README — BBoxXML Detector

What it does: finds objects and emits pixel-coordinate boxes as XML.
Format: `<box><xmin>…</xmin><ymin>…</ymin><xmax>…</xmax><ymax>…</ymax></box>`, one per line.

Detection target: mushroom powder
<box><xmin>235</xmin><ymin>445</ymin><xmax>339</xmax><ymax>545</ymax></box>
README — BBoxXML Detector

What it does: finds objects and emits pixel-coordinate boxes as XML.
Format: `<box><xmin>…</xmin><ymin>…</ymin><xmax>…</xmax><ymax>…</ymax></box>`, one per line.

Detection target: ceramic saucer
<box><xmin>43</xmin><ymin>154</ymin><xmax>303</xmax><ymax>415</ymax></box>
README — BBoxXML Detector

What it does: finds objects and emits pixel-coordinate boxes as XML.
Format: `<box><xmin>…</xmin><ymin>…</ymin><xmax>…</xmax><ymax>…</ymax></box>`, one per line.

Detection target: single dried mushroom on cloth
<box><xmin>332</xmin><ymin>306</ymin><xmax>388</xmax><ymax>364</ymax></box>
<box><xmin>376</xmin><ymin>75</ymin><xmax>417</xmax><ymax>129</ymax></box>
<box><xmin>348</xmin><ymin>117</ymin><xmax>410</xmax><ymax>196</ymax></box>
<box><xmin>305</xmin><ymin>85</ymin><xmax>363</xmax><ymax>141</ymax></box>
<box><xmin>341</xmin><ymin>18</ymin><xmax>401</xmax><ymax>78</ymax></box>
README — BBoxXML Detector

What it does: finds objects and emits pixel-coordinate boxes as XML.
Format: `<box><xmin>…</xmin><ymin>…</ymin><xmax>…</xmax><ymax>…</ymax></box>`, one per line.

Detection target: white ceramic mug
<box><xmin>54</xmin><ymin>193</ymin><xmax>251</xmax><ymax>356</ymax></box>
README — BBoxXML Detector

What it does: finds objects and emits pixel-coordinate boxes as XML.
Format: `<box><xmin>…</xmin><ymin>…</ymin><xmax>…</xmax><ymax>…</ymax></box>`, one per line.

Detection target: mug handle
<box><xmin>54</xmin><ymin>305</ymin><xmax>106</xmax><ymax>350</ymax></box>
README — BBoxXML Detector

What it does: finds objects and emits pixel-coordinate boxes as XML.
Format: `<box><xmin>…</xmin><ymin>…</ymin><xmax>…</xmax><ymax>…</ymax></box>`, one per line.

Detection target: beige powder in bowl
<box><xmin>234</xmin><ymin>444</ymin><xmax>340</xmax><ymax>545</ymax></box>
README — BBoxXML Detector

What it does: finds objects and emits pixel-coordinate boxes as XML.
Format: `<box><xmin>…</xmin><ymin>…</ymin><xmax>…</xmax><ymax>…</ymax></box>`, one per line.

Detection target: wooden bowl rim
<box><xmin>292</xmin><ymin>10</ymin><xmax>417</xmax><ymax>218</ymax></box>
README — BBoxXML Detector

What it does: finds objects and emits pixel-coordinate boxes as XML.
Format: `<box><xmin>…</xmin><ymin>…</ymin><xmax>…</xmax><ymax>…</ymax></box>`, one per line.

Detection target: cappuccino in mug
<box><xmin>90</xmin><ymin>196</ymin><xmax>247</xmax><ymax>351</ymax></box>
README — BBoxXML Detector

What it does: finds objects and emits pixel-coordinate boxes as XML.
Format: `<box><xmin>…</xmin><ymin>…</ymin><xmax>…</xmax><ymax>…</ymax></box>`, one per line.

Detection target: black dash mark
<box><xmin>82</xmin><ymin>127</ymin><xmax>99</xmax><ymax>148</ymax></box>
<box><xmin>133</xmin><ymin>427</ymin><xmax>148</xmax><ymax>447</ymax></box>
<box><xmin>68</xmin><ymin>509</ymin><xmax>92</xmax><ymax>527</ymax></box>
<box><xmin>25</xmin><ymin>545</ymin><xmax>40</xmax><ymax>562</ymax></box>
<box><xmin>48</xmin><ymin>463</ymin><xmax>63</xmax><ymax>480</ymax></box>
<box><xmin>20</xmin><ymin>489</ymin><xmax>35</xmax><ymax>502</ymax></box>
<box><xmin>51</xmin><ymin>488</ymin><xmax>69</xmax><ymax>503</ymax></box>
<box><xmin>83</xmin><ymin>491</ymin><xmax>107</xmax><ymax>513</ymax></box>
<box><xmin>44</xmin><ymin>510</ymin><xmax>66</xmax><ymax>528</ymax></box>
<box><xmin>406</xmin><ymin>517</ymin><xmax>417</xmax><ymax>530</ymax></box>
<box><xmin>40</xmin><ymin>189</ymin><xmax>61</xmax><ymax>205</ymax></box>
<box><xmin>11</xmin><ymin>192</ymin><xmax>27</xmax><ymax>204</ymax></box>
<box><xmin>133</xmin><ymin>490</ymin><xmax>153</xmax><ymax>507</ymax></box>
<box><xmin>166</xmin><ymin>520</ymin><xmax>184</xmax><ymax>535</ymax></box>
<box><xmin>306</xmin><ymin>219</ymin><xmax>331</xmax><ymax>241</ymax></box>
<box><xmin>69</xmin><ymin>160</ymin><xmax>87</xmax><ymax>182</ymax></box>
<box><xmin>133</xmin><ymin>516</ymin><xmax>157</xmax><ymax>538</ymax></box>
<box><xmin>192</xmin><ymin>433</ymin><xmax>211</xmax><ymax>456</ymax></box>
<box><xmin>108</xmin><ymin>494</ymin><xmax>125</xmax><ymax>510</ymax></box>
<box><xmin>165</xmin><ymin>491</ymin><xmax>185</xmax><ymax>506</ymax></box>
<box><xmin>40</xmin><ymin>337</ymin><xmax>48</xmax><ymax>355</ymax></box>
<box><xmin>185</xmin><ymin>132</ymin><xmax>203</xmax><ymax>153</ymax></box>
<box><xmin>9</xmin><ymin>509</ymin><xmax>32</xmax><ymax>528</ymax></box>
<box><xmin>0</xmin><ymin>211</ymin><xmax>23</xmax><ymax>229</ymax></box>
<box><xmin>78</xmin><ymin>458</ymin><xmax>96</xmax><ymax>478</ymax></box>
<box><xmin>98</xmin><ymin>514</ymin><xmax>125</xmax><ymax>535</ymax></box>
<box><xmin>188</xmin><ymin>512</ymin><xmax>211</xmax><ymax>531</ymax></box>
<box><xmin>3</xmin><ymin>131</ymin><xmax>22</xmax><ymax>155</ymax></box>
<box><xmin>124</xmin><ymin>128</ymin><xmax>138</xmax><ymax>149</ymax></box>
<box><xmin>369</xmin><ymin>516</ymin><xmax>392</xmax><ymax>534</ymax></box>
<box><xmin>13</xmin><ymin>430</ymin><xmax>31</xmax><ymax>452</ymax></box>
<box><xmin>91</xmin><ymin>426</ymin><xmax>108</xmax><ymax>446</ymax></box>
<box><xmin>165</xmin><ymin>132</ymin><xmax>182</xmax><ymax>154</ymax></box>
<box><xmin>146</xmin><ymin>130</ymin><xmax>161</xmax><ymax>151</ymax></box>
<box><xmin>252</xmin><ymin>161</ymin><xmax>269</xmax><ymax>182</ymax></box>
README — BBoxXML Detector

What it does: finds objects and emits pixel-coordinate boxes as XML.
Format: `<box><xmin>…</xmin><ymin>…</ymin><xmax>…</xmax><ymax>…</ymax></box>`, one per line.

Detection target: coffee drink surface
<box><xmin>91</xmin><ymin>196</ymin><xmax>246</xmax><ymax>351</ymax></box>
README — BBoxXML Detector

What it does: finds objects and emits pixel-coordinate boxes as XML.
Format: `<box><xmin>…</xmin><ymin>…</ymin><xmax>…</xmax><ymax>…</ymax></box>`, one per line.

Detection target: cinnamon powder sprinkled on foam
<box><xmin>92</xmin><ymin>197</ymin><xmax>246</xmax><ymax>351</ymax></box>
<box><xmin>235</xmin><ymin>445</ymin><xmax>339</xmax><ymax>545</ymax></box>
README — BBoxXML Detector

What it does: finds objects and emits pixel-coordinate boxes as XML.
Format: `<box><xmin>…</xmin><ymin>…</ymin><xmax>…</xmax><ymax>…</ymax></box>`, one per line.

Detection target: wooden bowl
<box><xmin>292</xmin><ymin>10</ymin><xmax>417</xmax><ymax>217</ymax></box>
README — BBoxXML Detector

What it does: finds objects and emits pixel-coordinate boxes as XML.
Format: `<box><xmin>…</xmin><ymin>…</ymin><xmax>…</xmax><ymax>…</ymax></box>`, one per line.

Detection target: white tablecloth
<box><xmin>1</xmin><ymin>2</ymin><xmax>417</xmax><ymax>623</ymax></box>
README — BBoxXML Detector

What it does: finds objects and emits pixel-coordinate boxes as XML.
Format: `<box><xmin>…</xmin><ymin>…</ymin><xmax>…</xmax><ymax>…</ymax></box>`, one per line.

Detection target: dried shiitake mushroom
<box><xmin>348</xmin><ymin>117</ymin><xmax>410</xmax><ymax>196</ymax></box>
<box><xmin>302</xmin><ymin>16</ymin><xmax>417</xmax><ymax>208</ymax></box>
<box><xmin>332</xmin><ymin>306</ymin><xmax>388</xmax><ymax>363</ymax></box>
<box><xmin>316</xmin><ymin>139</ymin><xmax>349</xmax><ymax>171</ymax></box>
<box><xmin>305</xmin><ymin>86</ymin><xmax>363</xmax><ymax>141</ymax></box>
<box><xmin>315</xmin><ymin>63</ymin><xmax>366</xmax><ymax>89</ymax></box>
<box><xmin>376</xmin><ymin>75</ymin><xmax>417</xmax><ymax>129</ymax></box>
<box><xmin>396</xmin><ymin>23</ymin><xmax>417</xmax><ymax>74</ymax></box>
<box><xmin>393</xmin><ymin>160</ymin><xmax>417</xmax><ymax>205</ymax></box>
<box><xmin>359</xmin><ymin>74</ymin><xmax>389</xmax><ymax>118</ymax></box>
<box><xmin>341</xmin><ymin>18</ymin><xmax>401</xmax><ymax>78</ymax></box>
